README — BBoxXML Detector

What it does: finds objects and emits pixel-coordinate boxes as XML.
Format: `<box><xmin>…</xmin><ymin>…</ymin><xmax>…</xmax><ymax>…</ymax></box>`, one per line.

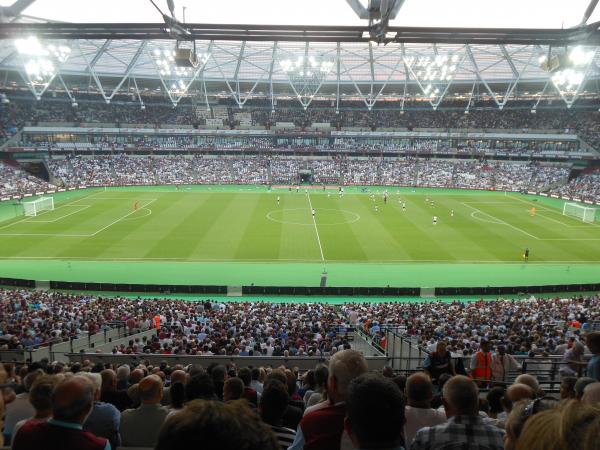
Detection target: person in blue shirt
<box><xmin>586</xmin><ymin>332</ymin><xmax>600</xmax><ymax>381</ymax></box>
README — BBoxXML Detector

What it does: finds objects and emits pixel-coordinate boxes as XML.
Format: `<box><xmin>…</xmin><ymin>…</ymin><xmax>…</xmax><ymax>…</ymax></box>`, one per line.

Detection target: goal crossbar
<box><xmin>23</xmin><ymin>197</ymin><xmax>54</xmax><ymax>217</ymax></box>
<box><xmin>562</xmin><ymin>202</ymin><xmax>597</xmax><ymax>223</ymax></box>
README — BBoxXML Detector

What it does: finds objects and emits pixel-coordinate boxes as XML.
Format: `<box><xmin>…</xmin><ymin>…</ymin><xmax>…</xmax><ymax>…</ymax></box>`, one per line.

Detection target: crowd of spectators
<box><xmin>4</xmin><ymin>94</ymin><xmax>600</xmax><ymax>140</ymax></box>
<box><xmin>554</xmin><ymin>172</ymin><xmax>600</xmax><ymax>203</ymax></box>
<box><xmin>1</xmin><ymin>338</ymin><xmax>599</xmax><ymax>450</ymax></box>
<box><xmin>0</xmin><ymin>162</ymin><xmax>56</xmax><ymax>199</ymax></box>
<box><xmin>43</xmin><ymin>155</ymin><xmax>573</xmax><ymax>194</ymax></box>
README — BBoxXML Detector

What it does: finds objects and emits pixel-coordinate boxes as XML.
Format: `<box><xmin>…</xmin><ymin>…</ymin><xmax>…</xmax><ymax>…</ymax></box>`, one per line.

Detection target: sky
<box><xmin>2</xmin><ymin>0</ymin><xmax>599</xmax><ymax>28</ymax></box>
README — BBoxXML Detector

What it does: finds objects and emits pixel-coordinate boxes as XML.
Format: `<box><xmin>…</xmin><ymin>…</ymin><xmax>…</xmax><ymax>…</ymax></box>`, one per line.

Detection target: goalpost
<box><xmin>562</xmin><ymin>202</ymin><xmax>597</xmax><ymax>223</ymax></box>
<box><xmin>23</xmin><ymin>197</ymin><xmax>54</xmax><ymax>217</ymax></box>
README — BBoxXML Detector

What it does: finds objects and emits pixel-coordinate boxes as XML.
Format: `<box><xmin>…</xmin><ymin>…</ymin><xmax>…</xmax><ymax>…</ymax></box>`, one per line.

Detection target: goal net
<box><xmin>23</xmin><ymin>197</ymin><xmax>54</xmax><ymax>217</ymax></box>
<box><xmin>562</xmin><ymin>202</ymin><xmax>597</xmax><ymax>223</ymax></box>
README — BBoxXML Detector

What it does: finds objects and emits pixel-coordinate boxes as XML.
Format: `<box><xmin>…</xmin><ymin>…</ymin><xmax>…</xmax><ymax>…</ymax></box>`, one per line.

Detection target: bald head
<box><xmin>514</xmin><ymin>374</ymin><xmax>539</xmax><ymax>393</ymax></box>
<box><xmin>130</xmin><ymin>369</ymin><xmax>144</xmax><ymax>384</ymax></box>
<box><xmin>582</xmin><ymin>382</ymin><xmax>600</xmax><ymax>406</ymax></box>
<box><xmin>139</xmin><ymin>375</ymin><xmax>163</xmax><ymax>404</ymax></box>
<box><xmin>507</xmin><ymin>383</ymin><xmax>535</xmax><ymax>403</ymax></box>
<box><xmin>52</xmin><ymin>377</ymin><xmax>95</xmax><ymax>424</ymax></box>
<box><xmin>442</xmin><ymin>375</ymin><xmax>479</xmax><ymax>417</ymax></box>
<box><xmin>328</xmin><ymin>349</ymin><xmax>368</xmax><ymax>402</ymax></box>
<box><xmin>171</xmin><ymin>370</ymin><xmax>186</xmax><ymax>385</ymax></box>
<box><xmin>406</xmin><ymin>372</ymin><xmax>433</xmax><ymax>407</ymax></box>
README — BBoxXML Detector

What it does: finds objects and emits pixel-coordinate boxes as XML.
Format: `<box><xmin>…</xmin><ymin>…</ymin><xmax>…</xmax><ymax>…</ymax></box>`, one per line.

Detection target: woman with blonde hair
<box><xmin>515</xmin><ymin>400</ymin><xmax>600</xmax><ymax>450</ymax></box>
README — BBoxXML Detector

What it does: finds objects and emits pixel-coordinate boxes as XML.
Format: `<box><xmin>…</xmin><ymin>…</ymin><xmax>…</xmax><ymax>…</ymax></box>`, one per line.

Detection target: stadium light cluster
<box><xmin>279</xmin><ymin>56</ymin><xmax>335</xmax><ymax>76</ymax></box>
<box><xmin>539</xmin><ymin>46</ymin><xmax>596</xmax><ymax>95</ymax></box>
<box><xmin>14</xmin><ymin>36</ymin><xmax>71</xmax><ymax>86</ymax></box>
<box><xmin>404</xmin><ymin>53</ymin><xmax>460</xmax><ymax>100</ymax></box>
<box><xmin>151</xmin><ymin>47</ymin><xmax>210</xmax><ymax>98</ymax></box>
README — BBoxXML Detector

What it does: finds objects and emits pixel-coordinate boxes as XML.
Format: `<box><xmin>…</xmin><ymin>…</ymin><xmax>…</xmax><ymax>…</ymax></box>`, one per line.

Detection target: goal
<box><xmin>23</xmin><ymin>197</ymin><xmax>54</xmax><ymax>217</ymax></box>
<box><xmin>562</xmin><ymin>202</ymin><xmax>597</xmax><ymax>223</ymax></box>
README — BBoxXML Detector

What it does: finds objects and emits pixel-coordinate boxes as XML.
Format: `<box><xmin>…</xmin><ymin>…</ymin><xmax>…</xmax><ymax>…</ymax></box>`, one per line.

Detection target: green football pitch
<box><xmin>0</xmin><ymin>185</ymin><xmax>598</xmax><ymax>288</ymax></box>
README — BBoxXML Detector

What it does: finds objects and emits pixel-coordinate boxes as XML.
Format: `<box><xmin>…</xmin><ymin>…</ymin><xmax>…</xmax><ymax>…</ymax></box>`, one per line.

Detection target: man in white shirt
<box><xmin>404</xmin><ymin>372</ymin><xmax>446</xmax><ymax>446</ymax></box>
<box><xmin>491</xmin><ymin>345</ymin><xmax>521</xmax><ymax>383</ymax></box>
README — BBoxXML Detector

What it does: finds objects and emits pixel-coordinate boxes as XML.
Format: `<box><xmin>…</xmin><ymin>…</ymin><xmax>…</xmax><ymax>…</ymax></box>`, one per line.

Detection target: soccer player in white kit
<box><xmin>277</xmin><ymin>195</ymin><xmax>280</xmax><ymax>206</ymax></box>
<box><xmin>312</xmin><ymin>208</ymin><xmax>316</xmax><ymax>217</ymax></box>
<box><xmin>433</xmin><ymin>216</ymin><xmax>438</xmax><ymax>225</ymax></box>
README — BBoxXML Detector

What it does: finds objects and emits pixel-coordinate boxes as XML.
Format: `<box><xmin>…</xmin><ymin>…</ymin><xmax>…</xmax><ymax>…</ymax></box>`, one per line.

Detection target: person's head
<box><xmin>442</xmin><ymin>375</ymin><xmax>479</xmax><ymax>417</ymax></box>
<box><xmin>186</xmin><ymin>373</ymin><xmax>216</xmax><ymax>401</ymax></box>
<box><xmin>23</xmin><ymin>370</ymin><xmax>43</xmax><ymax>393</ymax></box>
<box><xmin>169</xmin><ymin>382</ymin><xmax>185</xmax><ymax>409</ymax></box>
<box><xmin>75</xmin><ymin>372</ymin><xmax>102</xmax><ymax>400</ymax></box>
<box><xmin>237</xmin><ymin>367</ymin><xmax>252</xmax><ymax>387</ymax></box>
<box><xmin>52</xmin><ymin>377</ymin><xmax>95</xmax><ymax>424</ymax></box>
<box><xmin>29</xmin><ymin>375</ymin><xmax>59</xmax><ymax>418</ymax></box>
<box><xmin>560</xmin><ymin>377</ymin><xmax>577</xmax><ymax>400</ymax></box>
<box><xmin>138</xmin><ymin>374</ymin><xmax>163</xmax><ymax>405</ymax></box>
<box><xmin>486</xmin><ymin>387</ymin><xmax>505</xmax><ymax>415</ymax></box>
<box><xmin>480</xmin><ymin>341</ymin><xmax>490</xmax><ymax>353</ymax></box>
<box><xmin>405</xmin><ymin>372</ymin><xmax>433</xmax><ymax>408</ymax></box>
<box><xmin>507</xmin><ymin>383</ymin><xmax>535</xmax><ymax>404</ymax></box>
<box><xmin>344</xmin><ymin>373</ymin><xmax>406</xmax><ymax>450</ymax></box>
<box><xmin>210</xmin><ymin>365</ymin><xmax>227</xmax><ymax>383</ymax></box>
<box><xmin>328</xmin><ymin>349</ymin><xmax>368</xmax><ymax>403</ymax></box>
<box><xmin>170</xmin><ymin>369</ymin><xmax>186</xmax><ymax>385</ymax></box>
<box><xmin>572</xmin><ymin>341</ymin><xmax>585</xmax><ymax>356</ymax></box>
<box><xmin>436</xmin><ymin>341</ymin><xmax>447</xmax><ymax>355</ymax></box>
<box><xmin>313</xmin><ymin>364</ymin><xmax>329</xmax><ymax>389</ymax></box>
<box><xmin>582</xmin><ymin>382</ymin><xmax>600</xmax><ymax>406</ymax></box>
<box><xmin>515</xmin><ymin>400</ymin><xmax>598</xmax><ymax>450</ymax></box>
<box><xmin>381</xmin><ymin>366</ymin><xmax>394</xmax><ymax>378</ymax></box>
<box><xmin>116</xmin><ymin>365</ymin><xmax>130</xmax><ymax>382</ymax></box>
<box><xmin>514</xmin><ymin>374</ymin><xmax>539</xmax><ymax>394</ymax></box>
<box><xmin>504</xmin><ymin>396</ymin><xmax>559</xmax><ymax>450</ymax></box>
<box><xmin>586</xmin><ymin>332</ymin><xmax>600</xmax><ymax>355</ymax></box>
<box><xmin>223</xmin><ymin>377</ymin><xmax>244</xmax><ymax>402</ymax></box>
<box><xmin>260</xmin><ymin>379</ymin><xmax>289</xmax><ymax>426</ymax></box>
<box><xmin>392</xmin><ymin>374</ymin><xmax>407</xmax><ymax>393</ymax></box>
<box><xmin>497</xmin><ymin>344</ymin><xmax>507</xmax><ymax>355</ymax></box>
<box><xmin>130</xmin><ymin>368</ymin><xmax>144</xmax><ymax>384</ymax></box>
<box><xmin>575</xmin><ymin>377</ymin><xmax>596</xmax><ymax>400</ymax></box>
<box><xmin>100</xmin><ymin>369</ymin><xmax>117</xmax><ymax>392</ymax></box>
<box><xmin>155</xmin><ymin>400</ymin><xmax>280</xmax><ymax>450</ymax></box>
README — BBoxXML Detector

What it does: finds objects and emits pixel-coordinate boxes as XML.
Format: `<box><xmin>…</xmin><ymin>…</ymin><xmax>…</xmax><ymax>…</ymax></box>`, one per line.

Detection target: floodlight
<box><xmin>0</xmin><ymin>93</ymin><xmax>9</xmax><ymax>104</ymax></box>
<box><xmin>140</xmin><ymin>104</ymin><xmax>146</xmax><ymax>110</ymax></box>
<box><xmin>71</xmin><ymin>100</ymin><xmax>78</xmax><ymax>107</ymax></box>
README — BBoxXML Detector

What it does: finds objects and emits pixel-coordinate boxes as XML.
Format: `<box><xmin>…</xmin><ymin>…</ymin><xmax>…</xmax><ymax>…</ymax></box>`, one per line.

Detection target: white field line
<box><xmin>88</xmin><ymin>199</ymin><xmax>157</xmax><ymax>237</ymax></box>
<box><xmin>507</xmin><ymin>194</ymin><xmax>600</xmax><ymax>229</ymax></box>
<box><xmin>0</xmin><ymin>198</ymin><xmax>157</xmax><ymax>237</ymax></box>
<box><xmin>0</xmin><ymin>190</ymin><xmax>109</xmax><ymax>232</ymax></box>
<box><xmin>0</xmin><ymin>256</ymin><xmax>598</xmax><ymax>264</ymax></box>
<box><xmin>461</xmin><ymin>202</ymin><xmax>540</xmax><ymax>240</ymax></box>
<box><xmin>28</xmin><ymin>205</ymin><xmax>91</xmax><ymax>223</ymax></box>
<box><xmin>306</xmin><ymin>192</ymin><xmax>325</xmax><ymax>262</ymax></box>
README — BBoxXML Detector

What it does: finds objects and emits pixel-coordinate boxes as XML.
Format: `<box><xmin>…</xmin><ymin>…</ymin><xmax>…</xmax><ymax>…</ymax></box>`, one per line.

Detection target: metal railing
<box><xmin>0</xmin><ymin>321</ymin><xmax>137</xmax><ymax>362</ymax></box>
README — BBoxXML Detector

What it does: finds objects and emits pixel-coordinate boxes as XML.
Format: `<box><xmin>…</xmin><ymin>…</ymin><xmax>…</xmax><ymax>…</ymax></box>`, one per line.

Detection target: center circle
<box><xmin>266</xmin><ymin>208</ymin><xmax>361</xmax><ymax>226</ymax></box>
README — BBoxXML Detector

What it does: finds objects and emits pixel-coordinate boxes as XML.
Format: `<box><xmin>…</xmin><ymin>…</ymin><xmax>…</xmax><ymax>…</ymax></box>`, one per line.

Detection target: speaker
<box><xmin>175</xmin><ymin>48</ymin><xmax>199</xmax><ymax>67</ymax></box>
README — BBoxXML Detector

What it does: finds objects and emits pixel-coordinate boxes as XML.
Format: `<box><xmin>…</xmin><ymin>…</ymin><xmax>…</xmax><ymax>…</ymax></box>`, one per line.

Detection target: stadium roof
<box><xmin>1</xmin><ymin>0</ymin><xmax>600</xmax><ymax>109</ymax></box>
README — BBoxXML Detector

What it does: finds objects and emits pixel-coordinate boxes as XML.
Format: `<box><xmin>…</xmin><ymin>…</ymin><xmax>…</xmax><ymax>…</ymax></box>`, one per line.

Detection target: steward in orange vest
<box><xmin>470</xmin><ymin>340</ymin><xmax>492</xmax><ymax>386</ymax></box>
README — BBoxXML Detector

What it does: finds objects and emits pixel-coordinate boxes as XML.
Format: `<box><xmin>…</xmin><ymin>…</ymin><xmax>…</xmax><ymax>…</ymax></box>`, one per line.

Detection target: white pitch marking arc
<box><xmin>469</xmin><ymin>211</ymin><xmax>504</xmax><ymax>225</ymax></box>
<box><xmin>265</xmin><ymin>208</ymin><xmax>361</xmax><ymax>226</ymax></box>
<box><xmin>461</xmin><ymin>202</ymin><xmax>540</xmax><ymax>240</ymax></box>
<box><xmin>121</xmin><ymin>207</ymin><xmax>153</xmax><ymax>221</ymax></box>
